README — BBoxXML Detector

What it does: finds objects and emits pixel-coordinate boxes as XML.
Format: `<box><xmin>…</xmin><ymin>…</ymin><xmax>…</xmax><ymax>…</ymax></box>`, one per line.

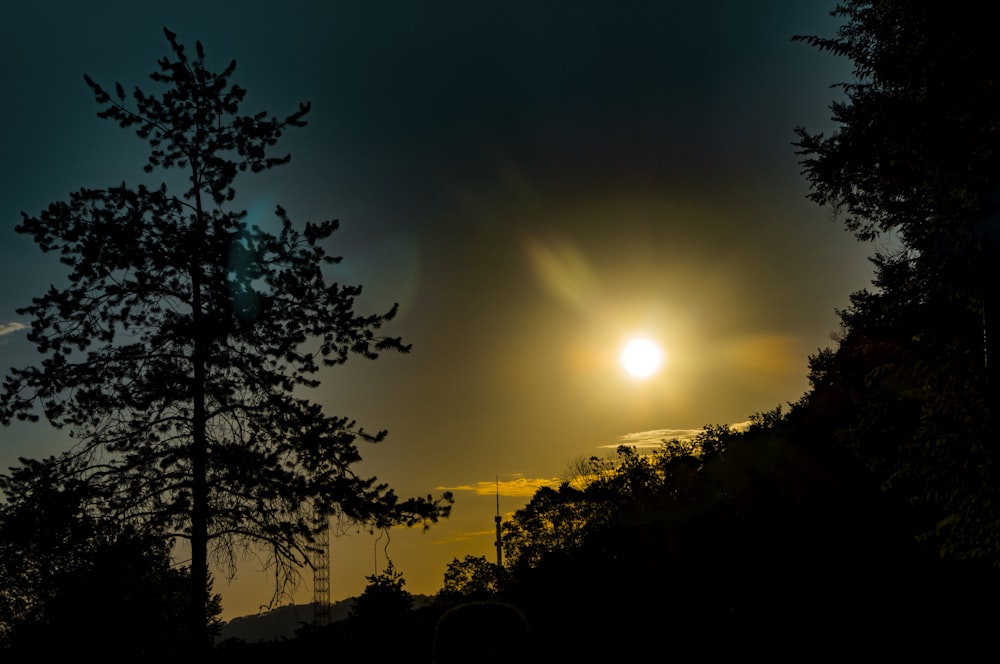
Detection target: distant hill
<box><xmin>218</xmin><ymin>595</ymin><xmax>434</xmax><ymax>643</ymax></box>
<box><xmin>218</xmin><ymin>602</ymin><xmax>348</xmax><ymax>643</ymax></box>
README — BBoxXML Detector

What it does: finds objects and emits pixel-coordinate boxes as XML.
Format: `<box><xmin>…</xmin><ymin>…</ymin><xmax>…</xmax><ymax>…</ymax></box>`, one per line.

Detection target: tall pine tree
<box><xmin>0</xmin><ymin>28</ymin><xmax>451</xmax><ymax>648</ymax></box>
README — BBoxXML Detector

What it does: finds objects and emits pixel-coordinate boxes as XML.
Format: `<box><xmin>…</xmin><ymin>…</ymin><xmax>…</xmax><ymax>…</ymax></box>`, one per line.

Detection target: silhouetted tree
<box><xmin>437</xmin><ymin>555</ymin><xmax>503</xmax><ymax>606</ymax></box>
<box><xmin>345</xmin><ymin>562</ymin><xmax>422</xmax><ymax>657</ymax></box>
<box><xmin>501</xmin><ymin>436</ymin><xmax>732</xmax><ymax>575</ymax></box>
<box><xmin>794</xmin><ymin>2</ymin><xmax>1000</xmax><ymax>243</ymax></box>
<box><xmin>794</xmin><ymin>1</ymin><xmax>1000</xmax><ymax>563</ymax></box>
<box><xmin>0</xmin><ymin>28</ymin><xmax>451</xmax><ymax>649</ymax></box>
<box><xmin>0</xmin><ymin>455</ymin><xmax>219</xmax><ymax>660</ymax></box>
<box><xmin>793</xmin><ymin>0</ymin><xmax>997</xmax><ymax>395</ymax></box>
<box><xmin>350</xmin><ymin>562</ymin><xmax>414</xmax><ymax>624</ymax></box>
<box><xmin>491</xmin><ymin>415</ymin><xmax>967</xmax><ymax>655</ymax></box>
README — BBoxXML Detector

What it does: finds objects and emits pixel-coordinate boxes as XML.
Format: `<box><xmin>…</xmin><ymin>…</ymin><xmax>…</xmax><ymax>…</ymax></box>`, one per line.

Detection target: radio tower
<box><xmin>312</xmin><ymin>515</ymin><xmax>331</xmax><ymax>626</ymax></box>
<box><xmin>494</xmin><ymin>476</ymin><xmax>503</xmax><ymax>569</ymax></box>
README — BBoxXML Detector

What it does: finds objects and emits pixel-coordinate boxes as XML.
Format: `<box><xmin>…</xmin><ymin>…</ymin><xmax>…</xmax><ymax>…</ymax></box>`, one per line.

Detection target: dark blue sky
<box><xmin>1</xmin><ymin>1</ymin><xmax>874</xmax><ymax>617</ymax></box>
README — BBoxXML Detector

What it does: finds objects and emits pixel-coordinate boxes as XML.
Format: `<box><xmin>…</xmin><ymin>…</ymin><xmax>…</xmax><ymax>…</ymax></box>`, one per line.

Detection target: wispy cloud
<box><xmin>438</xmin><ymin>473</ymin><xmax>561</xmax><ymax>498</ymax></box>
<box><xmin>730</xmin><ymin>420</ymin><xmax>752</xmax><ymax>432</ymax></box>
<box><xmin>600</xmin><ymin>422</ymin><xmax>753</xmax><ymax>449</ymax></box>
<box><xmin>0</xmin><ymin>322</ymin><xmax>26</xmax><ymax>336</ymax></box>
<box><xmin>601</xmin><ymin>428</ymin><xmax>702</xmax><ymax>449</ymax></box>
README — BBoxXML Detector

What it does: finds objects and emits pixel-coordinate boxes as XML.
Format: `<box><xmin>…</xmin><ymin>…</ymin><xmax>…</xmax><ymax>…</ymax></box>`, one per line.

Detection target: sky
<box><xmin>0</xmin><ymin>1</ymin><xmax>875</xmax><ymax>620</ymax></box>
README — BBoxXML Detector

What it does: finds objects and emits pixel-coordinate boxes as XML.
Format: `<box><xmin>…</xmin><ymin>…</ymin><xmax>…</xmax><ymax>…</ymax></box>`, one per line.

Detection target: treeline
<box><xmin>219</xmin><ymin>397</ymin><xmax>1000</xmax><ymax>659</ymax></box>
<box><xmin>436</xmin><ymin>408</ymin><xmax>998</xmax><ymax>658</ymax></box>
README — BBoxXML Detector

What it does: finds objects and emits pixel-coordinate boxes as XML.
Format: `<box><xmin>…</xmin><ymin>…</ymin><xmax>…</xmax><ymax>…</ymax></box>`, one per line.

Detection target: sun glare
<box><xmin>620</xmin><ymin>337</ymin><xmax>663</xmax><ymax>379</ymax></box>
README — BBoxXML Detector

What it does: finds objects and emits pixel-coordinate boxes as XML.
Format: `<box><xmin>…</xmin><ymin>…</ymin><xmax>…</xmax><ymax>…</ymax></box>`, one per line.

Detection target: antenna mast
<box><xmin>494</xmin><ymin>476</ymin><xmax>503</xmax><ymax>569</ymax></box>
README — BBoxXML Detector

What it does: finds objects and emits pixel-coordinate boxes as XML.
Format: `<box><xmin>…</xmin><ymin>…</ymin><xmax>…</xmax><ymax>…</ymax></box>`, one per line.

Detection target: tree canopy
<box><xmin>793</xmin><ymin>0</ymin><xmax>1000</xmax><ymax>247</ymax></box>
<box><xmin>437</xmin><ymin>555</ymin><xmax>502</xmax><ymax>605</ymax></box>
<box><xmin>349</xmin><ymin>562</ymin><xmax>415</xmax><ymax>625</ymax></box>
<box><xmin>0</xmin><ymin>456</ymin><xmax>219</xmax><ymax>659</ymax></box>
<box><xmin>489</xmin><ymin>417</ymin><xmax>947</xmax><ymax>657</ymax></box>
<box><xmin>794</xmin><ymin>0</ymin><xmax>1000</xmax><ymax>565</ymax></box>
<box><xmin>0</xmin><ymin>28</ymin><xmax>451</xmax><ymax>648</ymax></box>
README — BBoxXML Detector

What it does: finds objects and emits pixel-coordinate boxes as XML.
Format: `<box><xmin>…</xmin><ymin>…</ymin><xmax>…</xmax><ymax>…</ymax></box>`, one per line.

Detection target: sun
<box><xmin>620</xmin><ymin>337</ymin><xmax>664</xmax><ymax>379</ymax></box>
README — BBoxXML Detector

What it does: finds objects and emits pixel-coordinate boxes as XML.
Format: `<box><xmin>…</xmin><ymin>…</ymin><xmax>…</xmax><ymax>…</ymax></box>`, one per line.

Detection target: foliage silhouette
<box><xmin>489</xmin><ymin>413</ymin><xmax>977</xmax><ymax>656</ymax></box>
<box><xmin>343</xmin><ymin>562</ymin><xmax>430</xmax><ymax>658</ymax></box>
<box><xmin>794</xmin><ymin>1</ymin><xmax>1000</xmax><ymax>564</ymax></box>
<box><xmin>793</xmin><ymin>1</ymin><xmax>1000</xmax><ymax>247</ymax></box>
<box><xmin>501</xmin><ymin>428</ymin><xmax>736</xmax><ymax>577</ymax></box>
<box><xmin>0</xmin><ymin>28</ymin><xmax>451</xmax><ymax>648</ymax></box>
<box><xmin>0</xmin><ymin>456</ymin><xmax>220</xmax><ymax>660</ymax></box>
<box><xmin>437</xmin><ymin>555</ymin><xmax>503</xmax><ymax>606</ymax></box>
<box><xmin>349</xmin><ymin>562</ymin><xmax>414</xmax><ymax>624</ymax></box>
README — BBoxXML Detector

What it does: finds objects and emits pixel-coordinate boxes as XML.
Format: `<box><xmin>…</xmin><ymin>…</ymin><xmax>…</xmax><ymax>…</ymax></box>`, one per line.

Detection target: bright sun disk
<box><xmin>621</xmin><ymin>337</ymin><xmax>663</xmax><ymax>378</ymax></box>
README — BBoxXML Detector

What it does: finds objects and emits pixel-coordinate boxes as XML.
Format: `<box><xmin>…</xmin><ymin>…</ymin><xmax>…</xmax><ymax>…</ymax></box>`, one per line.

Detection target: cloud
<box><xmin>600</xmin><ymin>428</ymin><xmax>703</xmax><ymax>449</ymax></box>
<box><xmin>438</xmin><ymin>473</ymin><xmax>562</xmax><ymax>498</ymax></box>
<box><xmin>730</xmin><ymin>420</ymin><xmax>752</xmax><ymax>432</ymax></box>
<box><xmin>0</xmin><ymin>322</ymin><xmax>26</xmax><ymax>336</ymax></box>
<box><xmin>600</xmin><ymin>422</ymin><xmax>753</xmax><ymax>449</ymax></box>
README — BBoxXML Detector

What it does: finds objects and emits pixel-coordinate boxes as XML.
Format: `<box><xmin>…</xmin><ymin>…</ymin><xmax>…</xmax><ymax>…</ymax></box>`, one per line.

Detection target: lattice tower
<box><xmin>312</xmin><ymin>517</ymin><xmax>331</xmax><ymax>626</ymax></box>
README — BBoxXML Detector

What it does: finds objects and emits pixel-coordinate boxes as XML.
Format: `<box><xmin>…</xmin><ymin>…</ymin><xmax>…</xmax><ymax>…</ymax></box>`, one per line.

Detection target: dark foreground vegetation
<box><xmin>227</xmin><ymin>410</ymin><xmax>1000</xmax><ymax>660</ymax></box>
<box><xmin>4</xmin><ymin>0</ymin><xmax>1000</xmax><ymax>660</ymax></box>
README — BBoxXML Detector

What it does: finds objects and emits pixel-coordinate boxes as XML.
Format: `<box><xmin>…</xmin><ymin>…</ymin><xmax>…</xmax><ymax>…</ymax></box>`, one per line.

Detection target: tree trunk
<box><xmin>188</xmin><ymin>180</ymin><xmax>210</xmax><ymax>652</ymax></box>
